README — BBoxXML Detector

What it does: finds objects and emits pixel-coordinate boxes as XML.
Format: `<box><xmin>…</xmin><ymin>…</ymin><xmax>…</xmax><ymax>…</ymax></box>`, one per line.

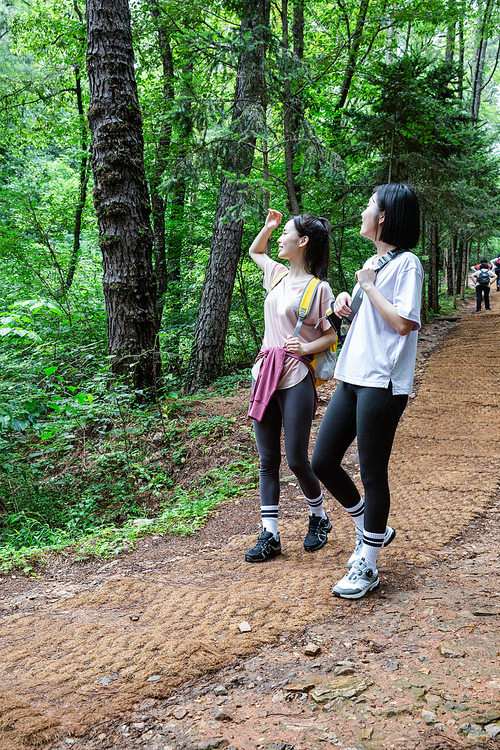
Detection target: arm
<box><xmin>356</xmin><ymin>266</ymin><xmax>415</xmax><ymax>336</ymax></box>
<box><xmin>248</xmin><ymin>209</ymin><xmax>283</xmax><ymax>271</ymax></box>
<box><xmin>285</xmin><ymin>327</ymin><xmax>338</xmax><ymax>357</ymax></box>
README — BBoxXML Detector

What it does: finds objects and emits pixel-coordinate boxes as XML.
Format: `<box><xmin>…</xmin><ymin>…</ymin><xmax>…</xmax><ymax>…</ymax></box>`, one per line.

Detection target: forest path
<box><xmin>0</xmin><ymin>302</ymin><xmax>499</xmax><ymax>750</ymax></box>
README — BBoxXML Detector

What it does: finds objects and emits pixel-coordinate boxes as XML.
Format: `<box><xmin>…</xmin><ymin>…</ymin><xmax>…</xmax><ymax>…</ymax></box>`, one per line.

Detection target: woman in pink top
<box><xmin>245</xmin><ymin>209</ymin><xmax>338</xmax><ymax>563</ymax></box>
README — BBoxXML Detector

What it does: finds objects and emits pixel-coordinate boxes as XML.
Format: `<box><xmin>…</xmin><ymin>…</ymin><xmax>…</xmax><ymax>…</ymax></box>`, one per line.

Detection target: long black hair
<box><xmin>375</xmin><ymin>184</ymin><xmax>420</xmax><ymax>249</ymax></box>
<box><xmin>292</xmin><ymin>214</ymin><xmax>331</xmax><ymax>279</ymax></box>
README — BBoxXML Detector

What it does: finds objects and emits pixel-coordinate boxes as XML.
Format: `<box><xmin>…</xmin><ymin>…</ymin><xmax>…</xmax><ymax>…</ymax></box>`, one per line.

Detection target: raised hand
<box><xmin>265</xmin><ymin>209</ymin><xmax>283</xmax><ymax>231</ymax></box>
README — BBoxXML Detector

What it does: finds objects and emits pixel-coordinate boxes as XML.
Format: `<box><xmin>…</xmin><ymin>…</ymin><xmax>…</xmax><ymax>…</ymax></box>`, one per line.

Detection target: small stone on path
<box><xmin>214</xmin><ymin>707</ymin><xmax>233</xmax><ymax>721</ymax></box>
<box><xmin>304</xmin><ymin>642</ymin><xmax>321</xmax><ymax>656</ymax></box>
<box><xmin>238</xmin><ymin>621</ymin><xmax>252</xmax><ymax>632</ymax></box>
<box><xmin>437</xmin><ymin>642</ymin><xmax>467</xmax><ymax>658</ymax></box>
<box><xmin>422</xmin><ymin>709</ymin><xmax>437</xmax><ymax>723</ymax></box>
<box><xmin>197</xmin><ymin>740</ymin><xmax>229</xmax><ymax>750</ymax></box>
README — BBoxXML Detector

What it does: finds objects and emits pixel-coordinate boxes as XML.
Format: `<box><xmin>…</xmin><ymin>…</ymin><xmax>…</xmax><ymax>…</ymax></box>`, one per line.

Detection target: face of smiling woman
<box><xmin>360</xmin><ymin>192</ymin><xmax>383</xmax><ymax>242</ymax></box>
<box><xmin>277</xmin><ymin>219</ymin><xmax>308</xmax><ymax>263</ymax></box>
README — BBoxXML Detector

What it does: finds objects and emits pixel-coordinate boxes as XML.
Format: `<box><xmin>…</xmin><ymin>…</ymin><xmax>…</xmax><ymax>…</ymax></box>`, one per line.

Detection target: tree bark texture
<box><xmin>148</xmin><ymin>1</ymin><xmax>174</xmax><ymax>324</ymax></box>
<box><xmin>185</xmin><ymin>1</ymin><xmax>267</xmax><ymax>393</ymax></box>
<box><xmin>420</xmin><ymin>213</ymin><xmax>427</xmax><ymax>322</ymax></box>
<box><xmin>428</xmin><ymin>222</ymin><xmax>440</xmax><ymax>313</ymax></box>
<box><xmin>64</xmin><ymin>64</ymin><xmax>91</xmax><ymax>294</ymax></box>
<box><xmin>445</xmin><ymin>0</ymin><xmax>456</xmax><ymax>63</ymax></box>
<box><xmin>335</xmin><ymin>0</ymin><xmax>370</xmax><ymax>111</ymax></box>
<box><xmin>86</xmin><ymin>0</ymin><xmax>161</xmax><ymax>395</ymax></box>
<box><xmin>471</xmin><ymin>0</ymin><xmax>494</xmax><ymax>118</ymax></box>
<box><xmin>282</xmin><ymin>0</ymin><xmax>301</xmax><ymax>215</ymax></box>
<box><xmin>455</xmin><ymin>236</ymin><xmax>464</xmax><ymax>296</ymax></box>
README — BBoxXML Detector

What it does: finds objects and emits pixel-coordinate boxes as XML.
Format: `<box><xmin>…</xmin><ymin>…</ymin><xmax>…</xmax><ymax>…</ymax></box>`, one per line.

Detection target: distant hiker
<box><xmin>246</xmin><ymin>209</ymin><xmax>338</xmax><ymax>563</ymax></box>
<box><xmin>489</xmin><ymin>256</ymin><xmax>500</xmax><ymax>291</ymax></box>
<box><xmin>471</xmin><ymin>257</ymin><xmax>494</xmax><ymax>272</ymax></box>
<box><xmin>472</xmin><ymin>262</ymin><xmax>496</xmax><ymax>312</ymax></box>
<box><xmin>311</xmin><ymin>184</ymin><xmax>423</xmax><ymax>599</ymax></box>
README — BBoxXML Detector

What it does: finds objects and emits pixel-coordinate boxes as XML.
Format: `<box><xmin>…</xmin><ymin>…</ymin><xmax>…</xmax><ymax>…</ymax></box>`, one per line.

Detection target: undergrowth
<box><xmin>0</xmin><ymin>335</ymin><xmax>256</xmax><ymax>574</ymax></box>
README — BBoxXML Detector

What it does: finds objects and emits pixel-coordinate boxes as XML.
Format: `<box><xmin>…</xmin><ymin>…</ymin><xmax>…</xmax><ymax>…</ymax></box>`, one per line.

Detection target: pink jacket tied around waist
<box><xmin>248</xmin><ymin>346</ymin><xmax>318</xmax><ymax>422</ymax></box>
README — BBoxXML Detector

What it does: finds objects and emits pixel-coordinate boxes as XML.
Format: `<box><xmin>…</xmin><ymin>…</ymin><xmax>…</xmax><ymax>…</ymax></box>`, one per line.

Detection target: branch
<box><xmin>481</xmin><ymin>37</ymin><xmax>500</xmax><ymax>91</ymax></box>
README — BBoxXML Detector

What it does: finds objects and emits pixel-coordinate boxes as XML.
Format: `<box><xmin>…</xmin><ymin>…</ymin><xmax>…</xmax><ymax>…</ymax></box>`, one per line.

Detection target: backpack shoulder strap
<box><xmin>264</xmin><ymin>269</ymin><xmax>288</xmax><ymax>298</ymax></box>
<box><xmin>292</xmin><ymin>277</ymin><xmax>322</xmax><ymax>338</ymax></box>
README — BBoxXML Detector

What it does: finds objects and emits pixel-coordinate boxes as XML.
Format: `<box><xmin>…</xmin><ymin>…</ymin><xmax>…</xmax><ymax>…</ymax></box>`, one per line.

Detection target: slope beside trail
<box><xmin>0</xmin><ymin>307</ymin><xmax>499</xmax><ymax>750</ymax></box>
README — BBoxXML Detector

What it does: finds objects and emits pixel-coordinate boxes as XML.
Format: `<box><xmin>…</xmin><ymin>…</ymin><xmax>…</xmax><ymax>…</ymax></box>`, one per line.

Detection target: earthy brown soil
<box><xmin>1</xmin><ymin>296</ymin><xmax>499</xmax><ymax>750</ymax></box>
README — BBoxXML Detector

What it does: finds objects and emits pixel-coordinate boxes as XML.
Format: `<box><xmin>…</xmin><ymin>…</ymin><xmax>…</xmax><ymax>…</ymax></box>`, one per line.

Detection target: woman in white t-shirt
<box><xmin>312</xmin><ymin>184</ymin><xmax>423</xmax><ymax>599</ymax></box>
<box><xmin>245</xmin><ymin>209</ymin><xmax>338</xmax><ymax>563</ymax></box>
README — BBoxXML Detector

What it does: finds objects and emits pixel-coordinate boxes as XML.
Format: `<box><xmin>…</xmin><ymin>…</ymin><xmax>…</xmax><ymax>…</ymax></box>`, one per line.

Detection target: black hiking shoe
<box><xmin>245</xmin><ymin>531</ymin><xmax>281</xmax><ymax>563</ymax></box>
<box><xmin>303</xmin><ymin>514</ymin><xmax>332</xmax><ymax>552</ymax></box>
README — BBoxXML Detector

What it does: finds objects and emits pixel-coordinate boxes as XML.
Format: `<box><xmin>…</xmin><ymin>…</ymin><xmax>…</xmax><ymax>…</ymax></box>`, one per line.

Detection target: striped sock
<box><xmin>360</xmin><ymin>530</ymin><xmax>385</xmax><ymax>568</ymax></box>
<box><xmin>306</xmin><ymin>493</ymin><xmax>325</xmax><ymax>519</ymax></box>
<box><xmin>261</xmin><ymin>505</ymin><xmax>279</xmax><ymax>538</ymax></box>
<box><xmin>346</xmin><ymin>498</ymin><xmax>364</xmax><ymax>531</ymax></box>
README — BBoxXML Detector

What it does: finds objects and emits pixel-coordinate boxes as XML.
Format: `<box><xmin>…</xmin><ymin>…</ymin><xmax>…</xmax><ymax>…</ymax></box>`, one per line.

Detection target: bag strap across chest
<box><xmin>265</xmin><ymin>271</ymin><xmax>322</xmax><ymax>338</ymax></box>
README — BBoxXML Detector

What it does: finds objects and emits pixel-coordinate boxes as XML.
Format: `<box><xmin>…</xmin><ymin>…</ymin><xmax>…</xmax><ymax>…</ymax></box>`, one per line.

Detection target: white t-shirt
<box><xmin>251</xmin><ymin>259</ymin><xmax>334</xmax><ymax>389</ymax></box>
<box><xmin>334</xmin><ymin>252</ymin><xmax>423</xmax><ymax>395</ymax></box>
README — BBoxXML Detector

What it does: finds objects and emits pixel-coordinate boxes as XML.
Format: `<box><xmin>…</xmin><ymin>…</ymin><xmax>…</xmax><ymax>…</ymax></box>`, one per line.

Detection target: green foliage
<box><xmin>0</xmin><ymin>0</ymin><xmax>499</xmax><ymax>569</ymax></box>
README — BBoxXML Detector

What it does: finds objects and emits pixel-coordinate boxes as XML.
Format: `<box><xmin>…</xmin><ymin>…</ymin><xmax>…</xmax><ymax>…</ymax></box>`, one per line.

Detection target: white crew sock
<box><xmin>346</xmin><ymin>498</ymin><xmax>365</xmax><ymax>531</ymax></box>
<box><xmin>359</xmin><ymin>530</ymin><xmax>385</xmax><ymax>568</ymax></box>
<box><xmin>306</xmin><ymin>493</ymin><xmax>326</xmax><ymax>519</ymax></box>
<box><xmin>261</xmin><ymin>505</ymin><xmax>279</xmax><ymax>538</ymax></box>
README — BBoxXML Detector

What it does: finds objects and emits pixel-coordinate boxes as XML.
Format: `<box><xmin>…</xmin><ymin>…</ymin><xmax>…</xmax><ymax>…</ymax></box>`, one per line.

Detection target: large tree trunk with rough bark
<box><xmin>185</xmin><ymin>1</ymin><xmax>267</xmax><ymax>393</ymax></box>
<box><xmin>86</xmin><ymin>0</ymin><xmax>161</xmax><ymax>396</ymax></box>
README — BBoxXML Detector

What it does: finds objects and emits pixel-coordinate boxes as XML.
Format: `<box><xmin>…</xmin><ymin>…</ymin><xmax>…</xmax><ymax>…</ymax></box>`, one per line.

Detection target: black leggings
<box><xmin>476</xmin><ymin>284</ymin><xmax>490</xmax><ymax>311</ymax></box>
<box><xmin>253</xmin><ymin>376</ymin><xmax>321</xmax><ymax>506</ymax></box>
<box><xmin>311</xmin><ymin>381</ymin><xmax>408</xmax><ymax>534</ymax></box>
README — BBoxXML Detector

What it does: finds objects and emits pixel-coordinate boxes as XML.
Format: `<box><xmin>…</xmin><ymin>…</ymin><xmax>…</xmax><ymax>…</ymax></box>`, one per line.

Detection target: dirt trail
<box><xmin>0</xmin><ymin>302</ymin><xmax>499</xmax><ymax>750</ymax></box>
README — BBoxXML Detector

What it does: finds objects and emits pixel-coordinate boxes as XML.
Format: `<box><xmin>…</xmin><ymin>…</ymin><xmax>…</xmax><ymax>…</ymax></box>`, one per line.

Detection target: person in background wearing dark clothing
<box><xmin>471</xmin><ymin>257</ymin><xmax>493</xmax><ymax>272</ymax></box>
<box><xmin>472</xmin><ymin>262</ymin><xmax>496</xmax><ymax>312</ymax></box>
<box><xmin>489</xmin><ymin>256</ymin><xmax>500</xmax><ymax>291</ymax></box>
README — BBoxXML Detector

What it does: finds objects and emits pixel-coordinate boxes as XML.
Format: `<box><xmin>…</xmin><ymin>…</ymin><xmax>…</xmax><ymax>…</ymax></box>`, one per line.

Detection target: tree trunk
<box><xmin>428</xmin><ymin>222</ymin><xmax>440</xmax><ymax>313</ymax></box>
<box><xmin>456</xmin><ymin>237</ymin><xmax>464</xmax><ymax>297</ymax></box>
<box><xmin>471</xmin><ymin>0</ymin><xmax>494</xmax><ymax>118</ymax></box>
<box><xmin>185</xmin><ymin>1</ymin><xmax>267</xmax><ymax>393</ymax></box>
<box><xmin>445</xmin><ymin>0</ymin><xmax>456</xmax><ymax>63</ymax></box>
<box><xmin>282</xmin><ymin>0</ymin><xmax>301</xmax><ymax>215</ymax></box>
<box><xmin>148</xmin><ymin>2</ymin><xmax>174</xmax><ymax>324</ymax></box>
<box><xmin>86</xmin><ymin>0</ymin><xmax>161</xmax><ymax>396</ymax></box>
<box><xmin>335</xmin><ymin>0</ymin><xmax>370</xmax><ymax>111</ymax></box>
<box><xmin>63</xmin><ymin>64</ymin><xmax>91</xmax><ymax>293</ymax></box>
<box><xmin>452</xmin><ymin>237</ymin><xmax>457</xmax><ymax>307</ymax></box>
<box><xmin>420</xmin><ymin>214</ymin><xmax>427</xmax><ymax>322</ymax></box>
<box><xmin>458</xmin><ymin>14</ymin><xmax>465</xmax><ymax>99</ymax></box>
<box><xmin>461</xmin><ymin>241</ymin><xmax>470</xmax><ymax>300</ymax></box>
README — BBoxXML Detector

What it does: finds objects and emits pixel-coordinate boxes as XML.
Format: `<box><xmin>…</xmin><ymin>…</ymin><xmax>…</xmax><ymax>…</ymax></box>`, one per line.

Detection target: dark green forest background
<box><xmin>0</xmin><ymin>0</ymin><xmax>499</xmax><ymax>570</ymax></box>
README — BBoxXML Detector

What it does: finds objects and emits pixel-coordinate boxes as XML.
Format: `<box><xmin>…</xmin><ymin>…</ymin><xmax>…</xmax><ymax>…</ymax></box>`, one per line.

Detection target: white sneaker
<box><xmin>332</xmin><ymin>557</ymin><xmax>380</xmax><ymax>599</ymax></box>
<box><xmin>347</xmin><ymin>526</ymin><xmax>396</xmax><ymax>568</ymax></box>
